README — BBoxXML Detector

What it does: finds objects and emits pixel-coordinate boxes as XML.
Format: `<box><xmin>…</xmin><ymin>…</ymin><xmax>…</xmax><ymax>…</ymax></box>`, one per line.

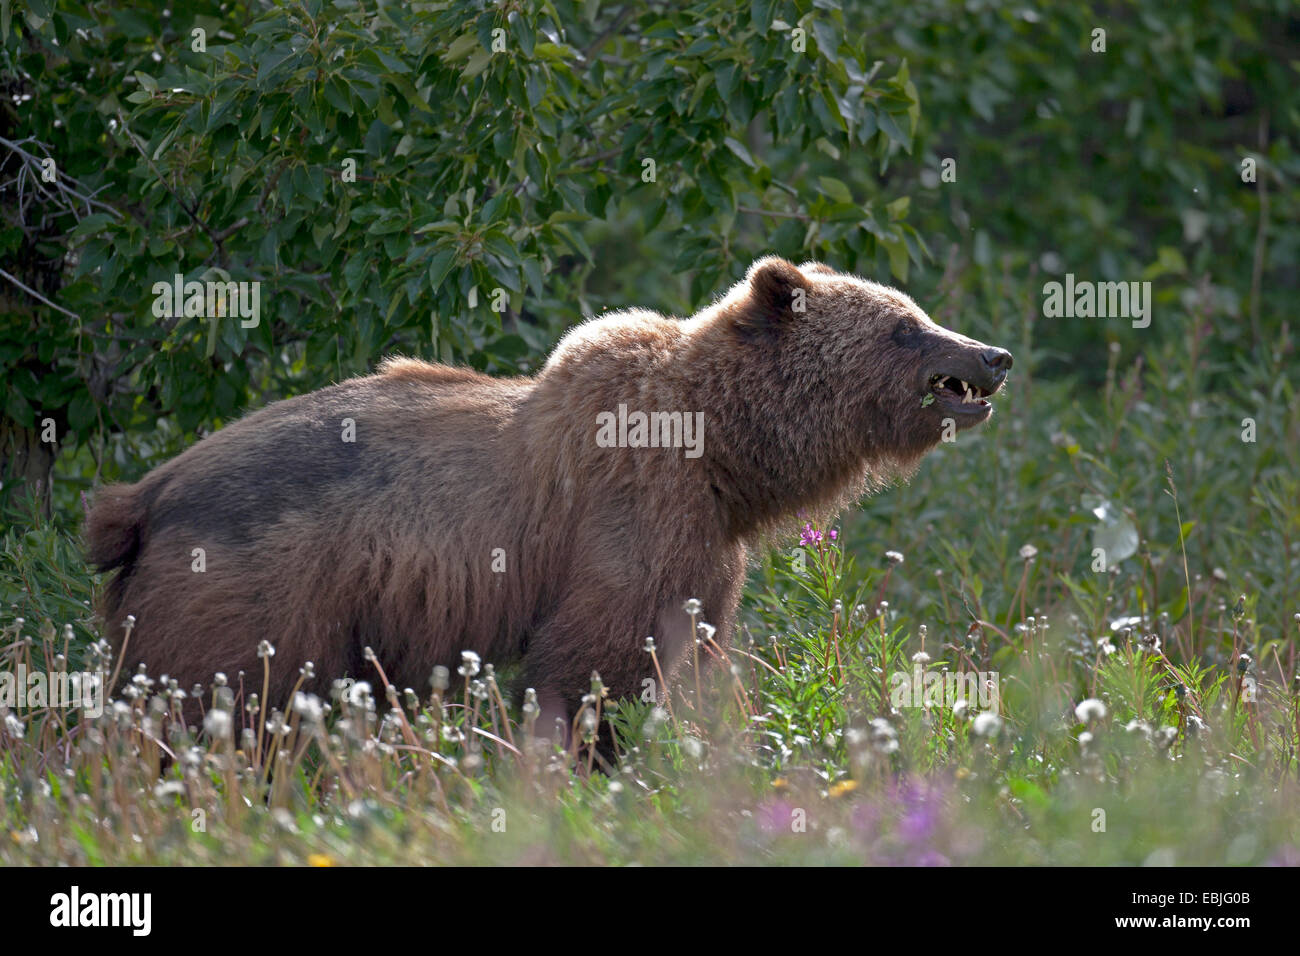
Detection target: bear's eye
<box><xmin>891</xmin><ymin>318</ymin><xmax>925</xmax><ymax>346</ymax></box>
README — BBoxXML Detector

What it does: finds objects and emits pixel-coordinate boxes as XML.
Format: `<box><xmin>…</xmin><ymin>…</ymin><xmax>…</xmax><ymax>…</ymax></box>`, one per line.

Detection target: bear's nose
<box><xmin>981</xmin><ymin>347</ymin><xmax>1013</xmax><ymax>379</ymax></box>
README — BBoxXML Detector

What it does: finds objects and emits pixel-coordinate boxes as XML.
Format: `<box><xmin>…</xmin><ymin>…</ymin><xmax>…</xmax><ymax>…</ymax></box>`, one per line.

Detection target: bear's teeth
<box><xmin>963</xmin><ymin>386</ymin><xmax>974</xmax><ymax>403</ymax></box>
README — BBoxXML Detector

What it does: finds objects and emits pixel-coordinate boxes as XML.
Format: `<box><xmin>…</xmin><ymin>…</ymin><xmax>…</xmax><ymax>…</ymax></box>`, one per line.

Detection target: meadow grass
<box><xmin>1</xmin><ymin>288</ymin><xmax>1298</xmax><ymax>866</ymax></box>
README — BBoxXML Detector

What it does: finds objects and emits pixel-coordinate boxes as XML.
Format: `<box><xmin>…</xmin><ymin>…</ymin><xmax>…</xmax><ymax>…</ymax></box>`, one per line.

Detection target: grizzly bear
<box><xmin>86</xmin><ymin>257</ymin><xmax>1011</xmax><ymax>736</ymax></box>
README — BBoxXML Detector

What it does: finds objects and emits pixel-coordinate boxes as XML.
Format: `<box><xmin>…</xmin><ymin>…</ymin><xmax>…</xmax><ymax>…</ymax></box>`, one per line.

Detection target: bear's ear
<box><xmin>733</xmin><ymin>257</ymin><xmax>810</xmax><ymax>337</ymax></box>
<box><xmin>798</xmin><ymin>261</ymin><xmax>837</xmax><ymax>276</ymax></box>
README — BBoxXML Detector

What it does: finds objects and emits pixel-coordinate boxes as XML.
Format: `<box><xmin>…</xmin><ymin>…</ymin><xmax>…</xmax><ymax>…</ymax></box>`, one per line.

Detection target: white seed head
<box><xmin>1075</xmin><ymin>698</ymin><xmax>1108</xmax><ymax>724</ymax></box>
<box><xmin>972</xmin><ymin>712</ymin><xmax>1003</xmax><ymax>738</ymax></box>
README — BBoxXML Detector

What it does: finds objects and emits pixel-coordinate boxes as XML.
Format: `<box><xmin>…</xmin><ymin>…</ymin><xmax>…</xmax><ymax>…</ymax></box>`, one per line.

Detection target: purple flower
<box><xmin>800</xmin><ymin>523</ymin><xmax>822</xmax><ymax>547</ymax></box>
<box><xmin>850</xmin><ymin>802</ymin><xmax>879</xmax><ymax>836</ymax></box>
<box><xmin>756</xmin><ymin>799</ymin><xmax>796</xmax><ymax>834</ymax></box>
<box><xmin>1267</xmin><ymin>846</ymin><xmax>1300</xmax><ymax>867</ymax></box>
<box><xmin>913</xmin><ymin>850</ymin><xmax>951</xmax><ymax>867</ymax></box>
<box><xmin>899</xmin><ymin>807</ymin><xmax>938</xmax><ymax>843</ymax></box>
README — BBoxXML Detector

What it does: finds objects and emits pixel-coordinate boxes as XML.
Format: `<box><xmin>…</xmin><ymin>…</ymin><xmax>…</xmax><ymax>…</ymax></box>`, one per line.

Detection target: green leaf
<box><xmin>723</xmin><ymin>136</ymin><xmax>756</xmax><ymax>169</ymax></box>
<box><xmin>427</xmin><ymin>249</ymin><xmax>458</xmax><ymax>291</ymax></box>
<box><xmin>817</xmin><ymin>176</ymin><xmax>853</xmax><ymax>204</ymax></box>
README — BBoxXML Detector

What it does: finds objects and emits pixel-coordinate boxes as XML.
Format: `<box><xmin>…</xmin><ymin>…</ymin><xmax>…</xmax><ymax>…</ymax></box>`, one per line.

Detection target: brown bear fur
<box><xmin>85</xmin><ymin>258</ymin><xmax>1011</xmax><ymax>729</ymax></box>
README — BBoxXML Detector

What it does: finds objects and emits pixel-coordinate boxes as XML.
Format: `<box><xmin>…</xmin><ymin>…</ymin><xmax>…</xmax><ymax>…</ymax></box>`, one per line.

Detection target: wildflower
<box><xmin>203</xmin><ymin>709</ymin><xmax>232</xmax><ymax>739</ymax></box>
<box><xmin>293</xmin><ymin>692</ymin><xmax>324</xmax><ymax>724</ymax></box>
<box><xmin>800</xmin><ymin>523</ymin><xmax>822</xmax><ymax>547</ymax></box>
<box><xmin>345</xmin><ymin>681</ymin><xmax>373</xmax><ymax>707</ymax></box>
<box><xmin>1074</xmin><ymin>698</ymin><xmax>1107</xmax><ymax>724</ymax></box>
<box><xmin>307</xmin><ymin>853</ymin><xmax>337</xmax><ymax>867</ymax></box>
<box><xmin>458</xmin><ymin>650</ymin><xmax>481</xmax><ymax>679</ymax></box>
<box><xmin>643</xmin><ymin>636</ymin><xmax>657</xmax><ymax>653</ymax></box>
<box><xmin>3</xmin><ymin>714</ymin><xmax>24</xmax><ymax>740</ymax></box>
<box><xmin>1236</xmin><ymin>653</ymin><xmax>1253</xmax><ymax>674</ymax></box>
<box><xmin>869</xmin><ymin>717</ymin><xmax>899</xmax><ymax>754</ymax></box>
<box><xmin>911</xmin><ymin>651</ymin><xmax>931</xmax><ymax>666</ymax></box>
<box><xmin>972</xmin><ymin>712</ymin><xmax>1002</xmax><ymax>738</ymax></box>
<box><xmin>266</xmin><ymin>710</ymin><xmax>291</xmax><ymax>737</ymax></box>
<box><xmin>643</xmin><ymin>707</ymin><xmax>668</xmax><ymax>737</ymax></box>
<box><xmin>430</xmin><ymin>665</ymin><xmax>450</xmax><ymax>692</ymax></box>
<box><xmin>682</xmin><ymin>598</ymin><xmax>703</xmax><ymax>615</ymax></box>
<box><xmin>1018</xmin><ymin>544</ymin><xmax>1038</xmax><ymax>561</ymax></box>
<box><xmin>828</xmin><ymin>780</ymin><xmax>858</xmax><ymax>798</ymax></box>
<box><xmin>885</xmin><ymin>550</ymin><xmax>904</xmax><ymax>564</ymax></box>
<box><xmin>696</xmin><ymin>621</ymin><xmax>716</xmax><ymax>644</ymax></box>
<box><xmin>257</xmin><ymin>640</ymin><xmax>275</xmax><ymax>659</ymax></box>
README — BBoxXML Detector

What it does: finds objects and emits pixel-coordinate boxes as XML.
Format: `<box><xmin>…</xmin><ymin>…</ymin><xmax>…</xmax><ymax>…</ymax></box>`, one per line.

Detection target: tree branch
<box><xmin>0</xmin><ymin>267</ymin><xmax>81</xmax><ymax>319</ymax></box>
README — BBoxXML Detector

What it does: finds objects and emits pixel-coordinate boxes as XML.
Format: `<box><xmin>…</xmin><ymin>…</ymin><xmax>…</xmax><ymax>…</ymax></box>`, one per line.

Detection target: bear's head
<box><xmin>695</xmin><ymin>256</ymin><xmax>1013</xmax><ymax>532</ymax></box>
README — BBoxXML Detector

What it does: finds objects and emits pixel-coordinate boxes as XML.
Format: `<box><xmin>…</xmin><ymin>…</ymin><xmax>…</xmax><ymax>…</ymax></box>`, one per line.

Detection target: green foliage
<box><xmin>3</xmin><ymin>0</ymin><xmax>923</xmax><ymax>515</ymax></box>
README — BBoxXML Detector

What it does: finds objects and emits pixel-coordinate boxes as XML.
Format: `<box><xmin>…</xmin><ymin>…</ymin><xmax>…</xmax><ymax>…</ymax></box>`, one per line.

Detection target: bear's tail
<box><xmin>84</xmin><ymin>484</ymin><xmax>144</xmax><ymax>573</ymax></box>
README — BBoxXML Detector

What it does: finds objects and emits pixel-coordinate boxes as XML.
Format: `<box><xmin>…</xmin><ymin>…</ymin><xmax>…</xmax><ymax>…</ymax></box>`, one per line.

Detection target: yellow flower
<box><xmin>771</xmin><ymin>777</ymin><xmax>789</xmax><ymax>790</ymax></box>
<box><xmin>828</xmin><ymin>780</ymin><xmax>858</xmax><ymax>798</ymax></box>
<box><xmin>307</xmin><ymin>853</ymin><xmax>337</xmax><ymax>867</ymax></box>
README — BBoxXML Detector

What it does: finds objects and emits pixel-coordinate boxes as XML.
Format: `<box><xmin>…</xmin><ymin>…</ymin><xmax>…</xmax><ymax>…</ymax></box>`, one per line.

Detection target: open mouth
<box><xmin>927</xmin><ymin>374</ymin><xmax>999</xmax><ymax>413</ymax></box>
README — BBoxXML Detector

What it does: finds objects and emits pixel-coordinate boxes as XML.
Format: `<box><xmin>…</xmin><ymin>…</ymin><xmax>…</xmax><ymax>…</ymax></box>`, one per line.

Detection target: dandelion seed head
<box><xmin>972</xmin><ymin>712</ymin><xmax>1003</xmax><ymax>738</ymax></box>
<box><xmin>1075</xmin><ymin>698</ymin><xmax>1107</xmax><ymax>724</ymax></box>
<box><xmin>457</xmin><ymin>650</ymin><xmax>481</xmax><ymax>678</ymax></box>
<box><xmin>203</xmin><ymin>709</ymin><xmax>232</xmax><ymax>739</ymax></box>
